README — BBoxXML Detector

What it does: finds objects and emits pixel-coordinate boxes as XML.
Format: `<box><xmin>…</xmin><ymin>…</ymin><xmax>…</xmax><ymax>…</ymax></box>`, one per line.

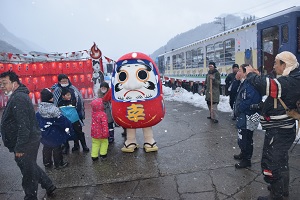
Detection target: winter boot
<box><xmin>268</xmin><ymin>178</ymin><xmax>284</xmax><ymax>200</ymax></box>
<box><xmin>267</xmin><ymin>171</ymin><xmax>290</xmax><ymax>198</ymax></box>
<box><xmin>54</xmin><ymin>161</ymin><xmax>69</xmax><ymax>170</ymax></box>
<box><xmin>79</xmin><ymin>136</ymin><xmax>90</xmax><ymax>152</ymax></box>
<box><xmin>72</xmin><ymin>140</ymin><xmax>80</xmax><ymax>152</ymax></box>
<box><xmin>100</xmin><ymin>154</ymin><xmax>107</xmax><ymax>160</ymax></box>
<box><xmin>235</xmin><ymin>159</ymin><xmax>251</xmax><ymax>169</ymax></box>
<box><xmin>233</xmin><ymin>152</ymin><xmax>243</xmax><ymax>160</ymax></box>
<box><xmin>108</xmin><ymin>129</ymin><xmax>115</xmax><ymax>143</ymax></box>
<box><xmin>92</xmin><ymin>157</ymin><xmax>99</xmax><ymax>161</ymax></box>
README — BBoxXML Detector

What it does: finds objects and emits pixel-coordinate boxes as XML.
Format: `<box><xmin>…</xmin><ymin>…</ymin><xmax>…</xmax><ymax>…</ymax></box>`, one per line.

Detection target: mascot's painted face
<box><xmin>112</xmin><ymin>55</ymin><xmax>159</xmax><ymax>102</ymax></box>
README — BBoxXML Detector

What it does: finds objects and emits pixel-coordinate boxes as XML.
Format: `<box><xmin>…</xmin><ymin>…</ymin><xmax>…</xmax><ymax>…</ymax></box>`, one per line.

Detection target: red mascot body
<box><xmin>111</xmin><ymin>52</ymin><xmax>165</xmax><ymax>152</ymax></box>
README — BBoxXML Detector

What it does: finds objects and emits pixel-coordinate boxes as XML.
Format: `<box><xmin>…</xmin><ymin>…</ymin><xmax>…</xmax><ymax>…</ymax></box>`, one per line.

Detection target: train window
<box><xmin>281</xmin><ymin>25</ymin><xmax>289</xmax><ymax>43</ymax></box>
<box><xmin>262</xmin><ymin>26</ymin><xmax>279</xmax><ymax>74</ymax></box>
<box><xmin>166</xmin><ymin>56</ymin><xmax>170</xmax><ymax>71</ymax></box>
<box><xmin>206</xmin><ymin>44</ymin><xmax>214</xmax><ymax>67</ymax></box>
<box><xmin>192</xmin><ymin>49</ymin><xmax>198</xmax><ymax>68</ymax></box>
<box><xmin>180</xmin><ymin>52</ymin><xmax>185</xmax><ymax>64</ymax></box>
<box><xmin>172</xmin><ymin>55</ymin><xmax>177</xmax><ymax>70</ymax></box>
<box><xmin>214</xmin><ymin>42</ymin><xmax>224</xmax><ymax>66</ymax></box>
<box><xmin>197</xmin><ymin>47</ymin><xmax>204</xmax><ymax>68</ymax></box>
<box><xmin>224</xmin><ymin>39</ymin><xmax>235</xmax><ymax>65</ymax></box>
<box><xmin>186</xmin><ymin>51</ymin><xmax>192</xmax><ymax>69</ymax></box>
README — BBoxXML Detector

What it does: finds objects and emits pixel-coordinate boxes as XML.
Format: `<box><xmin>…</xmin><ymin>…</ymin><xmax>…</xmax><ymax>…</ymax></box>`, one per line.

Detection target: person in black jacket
<box><xmin>225</xmin><ymin>63</ymin><xmax>239</xmax><ymax>96</ymax></box>
<box><xmin>225</xmin><ymin>63</ymin><xmax>240</xmax><ymax>120</ymax></box>
<box><xmin>245</xmin><ymin>51</ymin><xmax>300</xmax><ymax>200</ymax></box>
<box><xmin>0</xmin><ymin>70</ymin><xmax>56</xmax><ymax>199</ymax></box>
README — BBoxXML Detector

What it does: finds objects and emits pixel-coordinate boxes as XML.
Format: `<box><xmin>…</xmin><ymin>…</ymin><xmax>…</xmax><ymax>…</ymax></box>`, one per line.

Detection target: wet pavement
<box><xmin>0</xmin><ymin>100</ymin><xmax>300</xmax><ymax>200</ymax></box>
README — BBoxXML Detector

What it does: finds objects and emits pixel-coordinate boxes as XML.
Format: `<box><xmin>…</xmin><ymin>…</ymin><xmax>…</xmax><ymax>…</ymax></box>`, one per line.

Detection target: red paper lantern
<box><xmin>31</xmin><ymin>63</ymin><xmax>37</xmax><ymax>72</ymax></box>
<box><xmin>80</xmin><ymin>75</ymin><xmax>85</xmax><ymax>83</ymax></box>
<box><xmin>80</xmin><ymin>88</ymin><xmax>86</xmax><ymax>97</ymax></box>
<box><xmin>58</xmin><ymin>63</ymin><xmax>63</xmax><ymax>73</ymax></box>
<box><xmin>86</xmin><ymin>74</ymin><xmax>92</xmax><ymax>82</ymax></box>
<box><xmin>29</xmin><ymin>92</ymin><xmax>34</xmax><ymax>100</ymax></box>
<box><xmin>6</xmin><ymin>63</ymin><xmax>13</xmax><ymax>71</ymax></box>
<box><xmin>51</xmin><ymin>62</ymin><xmax>56</xmax><ymax>71</ymax></box>
<box><xmin>87</xmin><ymin>87</ymin><xmax>93</xmax><ymax>95</ymax></box>
<box><xmin>34</xmin><ymin>91</ymin><xmax>41</xmax><ymax>100</ymax></box>
<box><xmin>33</xmin><ymin>77</ymin><xmax>38</xmax><ymax>84</ymax></box>
<box><xmin>72</xmin><ymin>75</ymin><xmax>78</xmax><ymax>83</ymax></box>
<box><xmin>52</xmin><ymin>75</ymin><xmax>58</xmax><ymax>84</ymax></box>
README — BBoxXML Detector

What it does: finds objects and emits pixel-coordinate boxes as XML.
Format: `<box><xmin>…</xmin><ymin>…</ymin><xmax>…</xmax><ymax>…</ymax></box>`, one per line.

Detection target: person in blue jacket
<box><xmin>233</xmin><ymin>64</ymin><xmax>262</xmax><ymax>169</ymax></box>
<box><xmin>36</xmin><ymin>88</ymin><xmax>74</xmax><ymax>169</ymax></box>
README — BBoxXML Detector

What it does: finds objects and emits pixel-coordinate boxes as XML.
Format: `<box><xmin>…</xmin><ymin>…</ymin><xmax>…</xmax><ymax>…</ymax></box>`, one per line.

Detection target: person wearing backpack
<box><xmin>245</xmin><ymin>51</ymin><xmax>300</xmax><ymax>200</ymax></box>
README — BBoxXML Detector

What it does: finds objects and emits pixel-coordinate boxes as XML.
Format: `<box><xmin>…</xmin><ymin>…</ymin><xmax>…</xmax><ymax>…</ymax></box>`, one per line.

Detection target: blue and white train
<box><xmin>157</xmin><ymin>6</ymin><xmax>300</xmax><ymax>79</ymax></box>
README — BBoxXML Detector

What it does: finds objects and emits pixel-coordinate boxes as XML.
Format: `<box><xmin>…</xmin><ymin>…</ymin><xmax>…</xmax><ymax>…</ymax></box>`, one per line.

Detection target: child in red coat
<box><xmin>90</xmin><ymin>98</ymin><xmax>109</xmax><ymax>161</ymax></box>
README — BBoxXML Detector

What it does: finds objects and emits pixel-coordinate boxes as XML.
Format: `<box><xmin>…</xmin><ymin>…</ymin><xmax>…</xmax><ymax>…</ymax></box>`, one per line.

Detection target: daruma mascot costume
<box><xmin>111</xmin><ymin>52</ymin><xmax>165</xmax><ymax>153</ymax></box>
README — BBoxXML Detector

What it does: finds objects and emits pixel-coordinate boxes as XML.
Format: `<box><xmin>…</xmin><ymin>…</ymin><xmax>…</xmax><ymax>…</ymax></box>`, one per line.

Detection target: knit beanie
<box><xmin>232</xmin><ymin>63</ymin><xmax>239</xmax><ymax>69</ymax></box>
<box><xmin>209</xmin><ymin>62</ymin><xmax>216</xmax><ymax>68</ymax></box>
<box><xmin>276</xmin><ymin>51</ymin><xmax>299</xmax><ymax>76</ymax></box>
<box><xmin>41</xmin><ymin>88</ymin><xmax>53</xmax><ymax>102</ymax></box>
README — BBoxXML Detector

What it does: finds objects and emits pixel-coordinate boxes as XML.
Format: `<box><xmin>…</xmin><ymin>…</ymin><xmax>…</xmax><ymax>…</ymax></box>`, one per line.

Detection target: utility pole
<box><xmin>214</xmin><ymin>17</ymin><xmax>226</xmax><ymax>32</ymax></box>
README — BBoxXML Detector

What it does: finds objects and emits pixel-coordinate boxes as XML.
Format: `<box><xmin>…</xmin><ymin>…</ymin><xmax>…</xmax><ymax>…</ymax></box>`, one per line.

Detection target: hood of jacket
<box><xmin>38</xmin><ymin>102</ymin><xmax>61</xmax><ymax>118</ymax></box>
<box><xmin>91</xmin><ymin>98</ymin><xmax>105</xmax><ymax>112</ymax></box>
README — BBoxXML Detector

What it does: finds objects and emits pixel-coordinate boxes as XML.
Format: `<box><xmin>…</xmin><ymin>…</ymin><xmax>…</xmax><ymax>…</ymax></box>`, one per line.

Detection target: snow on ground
<box><xmin>163</xmin><ymin>85</ymin><xmax>232</xmax><ymax>113</ymax></box>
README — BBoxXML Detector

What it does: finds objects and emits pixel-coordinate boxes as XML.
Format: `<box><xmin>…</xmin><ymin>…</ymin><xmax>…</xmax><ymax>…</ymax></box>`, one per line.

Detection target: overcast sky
<box><xmin>1</xmin><ymin>0</ymin><xmax>299</xmax><ymax>60</ymax></box>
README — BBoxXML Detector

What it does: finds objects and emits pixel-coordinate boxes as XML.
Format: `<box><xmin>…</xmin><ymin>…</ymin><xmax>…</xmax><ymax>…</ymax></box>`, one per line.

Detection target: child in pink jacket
<box><xmin>90</xmin><ymin>98</ymin><xmax>109</xmax><ymax>161</ymax></box>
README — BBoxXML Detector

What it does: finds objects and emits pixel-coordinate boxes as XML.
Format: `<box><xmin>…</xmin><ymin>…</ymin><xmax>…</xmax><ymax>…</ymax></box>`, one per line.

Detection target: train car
<box><xmin>257</xmin><ymin>7</ymin><xmax>300</xmax><ymax>74</ymax></box>
<box><xmin>158</xmin><ymin>6</ymin><xmax>300</xmax><ymax>79</ymax></box>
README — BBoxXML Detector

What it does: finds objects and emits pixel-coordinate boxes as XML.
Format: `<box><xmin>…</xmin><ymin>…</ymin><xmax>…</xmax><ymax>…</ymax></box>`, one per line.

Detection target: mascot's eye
<box><xmin>136</xmin><ymin>69</ymin><xmax>149</xmax><ymax>82</ymax></box>
<box><xmin>118</xmin><ymin>71</ymin><xmax>128</xmax><ymax>83</ymax></box>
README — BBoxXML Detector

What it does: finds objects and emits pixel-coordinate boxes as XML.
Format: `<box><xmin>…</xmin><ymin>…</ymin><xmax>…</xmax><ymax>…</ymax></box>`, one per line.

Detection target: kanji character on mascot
<box><xmin>111</xmin><ymin>52</ymin><xmax>165</xmax><ymax>153</ymax></box>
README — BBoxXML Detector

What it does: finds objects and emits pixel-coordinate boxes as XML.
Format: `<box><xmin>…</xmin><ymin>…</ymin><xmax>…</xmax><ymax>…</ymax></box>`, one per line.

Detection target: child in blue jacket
<box><xmin>36</xmin><ymin>88</ymin><xmax>73</xmax><ymax>169</ymax></box>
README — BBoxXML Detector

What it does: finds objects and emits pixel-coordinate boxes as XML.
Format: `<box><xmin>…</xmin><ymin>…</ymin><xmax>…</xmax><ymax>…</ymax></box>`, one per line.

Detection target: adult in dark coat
<box><xmin>225</xmin><ymin>64</ymin><xmax>240</xmax><ymax>117</ymax></box>
<box><xmin>246</xmin><ymin>51</ymin><xmax>300</xmax><ymax>200</ymax></box>
<box><xmin>0</xmin><ymin>70</ymin><xmax>56</xmax><ymax>199</ymax></box>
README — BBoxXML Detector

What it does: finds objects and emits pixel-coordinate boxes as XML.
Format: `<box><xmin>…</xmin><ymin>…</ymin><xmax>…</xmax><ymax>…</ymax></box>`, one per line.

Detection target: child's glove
<box><xmin>65</xmin><ymin>128</ymin><xmax>70</xmax><ymax>134</ymax></box>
